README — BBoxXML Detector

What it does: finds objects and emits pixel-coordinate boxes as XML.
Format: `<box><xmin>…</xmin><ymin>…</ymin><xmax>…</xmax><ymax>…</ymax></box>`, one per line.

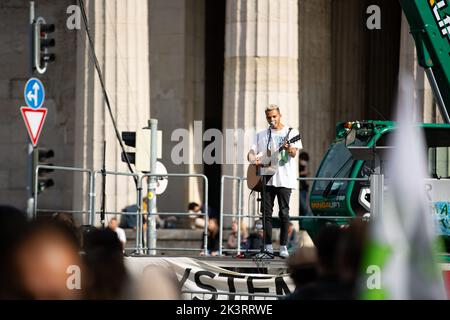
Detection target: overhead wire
<box><xmin>77</xmin><ymin>0</ymin><xmax>137</xmax><ymax>186</ymax></box>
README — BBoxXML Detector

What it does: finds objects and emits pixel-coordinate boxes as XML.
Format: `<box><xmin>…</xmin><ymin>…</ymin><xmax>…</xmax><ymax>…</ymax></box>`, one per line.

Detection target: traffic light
<box><xmin>121</xmin><ymin>130</ymin><xmax>162</xmax><ymax>172</ymax></box>
<box><xmin>33</xmin><ymin>17</ymin><xmax>55</xmax><ymax>74</ymax></box>
<box><xmin>34</xmin><ymin>148</ymin><xmax>55</xmax><ymax>194</ymax></box>
<box><xmin>121</xmin><ymin>131</ymin><xmax>136</xmax><ymax>165</ymax></box>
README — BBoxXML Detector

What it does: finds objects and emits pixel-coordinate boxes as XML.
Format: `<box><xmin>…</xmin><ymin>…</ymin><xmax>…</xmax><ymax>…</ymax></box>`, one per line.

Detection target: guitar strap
<box><xmin>285</xmin><ymin>127</ymin><xmax>293</xmax><ymax>144</ymax></box>
<box><xmin>266</xmin><ymin>127</ymin><xmax>272</xmax><ymax>154</ymax></box>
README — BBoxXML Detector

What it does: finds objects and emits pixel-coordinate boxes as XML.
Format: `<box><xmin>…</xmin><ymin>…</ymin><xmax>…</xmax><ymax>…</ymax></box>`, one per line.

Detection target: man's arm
<box><xmin>248</xmin><ymin>150</ymin><xmax>256</xmax><ymax>162</ymax></box>
<box><xmin>248</xmin><ymin>150</ymin><xmax>262</xmax><ymax>166</ymax></box>
<box><xmin>248</xmin><ymin>133</ymin><xmax>261</xmax><ymax>165</ymax></box>
<box><xmin>284</xmin><ymin>129</ymin><xmax>302</xmax><ymax>158</ymax></box>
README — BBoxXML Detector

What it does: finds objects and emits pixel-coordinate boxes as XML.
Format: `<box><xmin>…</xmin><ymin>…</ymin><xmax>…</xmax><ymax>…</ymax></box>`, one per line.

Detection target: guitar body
<box><xmin>246</xmin><ymin>165</ymin><xmax>276</xmax><ymax>192</ymax></box>
<box><xmin>246</xmin><ymin>164</ymin><xmax>263</xmax><ymax>192</ymax></box>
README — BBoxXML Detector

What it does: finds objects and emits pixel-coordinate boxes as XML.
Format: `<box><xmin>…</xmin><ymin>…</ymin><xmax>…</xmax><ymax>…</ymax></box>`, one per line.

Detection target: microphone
<box><xmin>269</xmin><ymin>121</ymin><xmax>275</xmax><ymax>129</ymax></box>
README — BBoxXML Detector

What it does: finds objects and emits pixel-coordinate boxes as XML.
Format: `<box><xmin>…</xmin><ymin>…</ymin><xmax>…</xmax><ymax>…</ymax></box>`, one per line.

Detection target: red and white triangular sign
<box><xmin>20</xmin><ymin>107</ymin><xmax>47</xmax><ymax>147</ymax></box>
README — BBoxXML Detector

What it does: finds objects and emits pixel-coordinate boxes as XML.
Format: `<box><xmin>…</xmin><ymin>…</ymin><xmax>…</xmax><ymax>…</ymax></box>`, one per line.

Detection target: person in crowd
<box><xmin>337</xmin><ymin>220</ymin><xmax>368</xmax><ymax>298</ymax></box>
<box><xmin>287</xmin><ymin>222</ymin><xmax>299</xmax><ymax>253</ymax></box>
<box><xmin>244</xmin><ymin>220</ymin><xmax>264</xmax><ymax>253</ymax></box>
<box><xmin>202</xmin><ymin>204</ymin><xmax>219</xmax><ymax>221</ymax></box>
<box><xmin>299</xmin><ymin>151</ymin><xmax>312</xmax><ymax>216</ymax></box>
<box><xmin>119</xmin><ymin>204</ymin><xmax>138</xmax><ymax>229</ymax></box>
<box><xmin>142</xmin><ymin>196</ymin><xmax>167</xmax><ymax>229</ymax></box>
<box><xmin>226</xmin><ymin>219</ymin><xmax>239</xmax><ymax>250</ymax></box>
<box><xmin>239</xmin><ymin>222</ymin><xmax>265</xmax><ymax>272</ymax></box>
<box><xmin>226</xmin><ymin>219</ymin><xmax>249</xmax><ymax>253</ymax></box>
<box><xmin>82</xmin><ymin>228</ymin><xmax>130</xmax><ymax>299</ymax></box>
<box><xmin>13</xmin><ymin>220</ymin><xmax>85</xmax><ymax>300</ymax></box>
<box><xmin>200</xmin><ymin>218</ymin><xmax>220</xmax><ymax>256</ymax></box>
<box><xmin>135</xmin><ymin>265</ymin><xmax>181</xmax><ymax>300</ymax></box>
<box><xmin>108</xmin><ymin>217</ymin><xmax>127</xmax><ymax>251</ymax></box>
<box><xmin>290</xmin><ymin>225</ymin><xmax>352</xmax><ymax>299</ymax></box>
<box><xmin>51</xmin><ymin>212</ymin><xmax>82</xmax><ymax>249</ymax></box>
<box><xmin>188</xmin><ymin>202</ymin><xmax>203</xmax><ymax>229</ymax></box>
<box><xmin>188</xmin><ymin>202</ymin><xmax>219</xmax><ymax>230</ymax></box>
<box><xmin>0</xmin><ymin>205</ymin><xmax>29</xmax><ymax>299</ymax></box>
<box><xmin>285</xmin><ymin>246</ymin><xmax>318</xmax><ymax>300</ymax></box>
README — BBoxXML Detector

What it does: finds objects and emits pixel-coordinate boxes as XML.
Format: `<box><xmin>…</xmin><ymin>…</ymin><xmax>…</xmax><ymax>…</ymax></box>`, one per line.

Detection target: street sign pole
<box><xmin>26</xmin><ymin>1</ymin><xmax>35</xmax><ymax>219</ymax></box>
<box><xmin>146</xmin><ymin>119</ymin><xmax>158</xmax><ymax>255</ymax></box>
<box><xmin>26</xmin><ymin>143</ymin><xmax>34</xmax><ymax>220</ymax></box>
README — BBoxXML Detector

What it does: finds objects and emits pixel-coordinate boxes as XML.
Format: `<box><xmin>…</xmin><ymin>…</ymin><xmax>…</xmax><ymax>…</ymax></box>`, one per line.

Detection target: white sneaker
<box><xmin>279</xmin><ymin>246</ymin><xmax>289</xmax><ymax>258</ymax></box>
<box><xmin>265</xmin><ymin>244</ymin><xmax>274</xmax><ymax>254</ymax></box>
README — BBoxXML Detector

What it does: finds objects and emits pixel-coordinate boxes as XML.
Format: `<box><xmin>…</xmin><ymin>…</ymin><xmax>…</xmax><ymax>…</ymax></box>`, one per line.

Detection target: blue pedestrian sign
<box><xmin>24</xmin><ymin>78</ymin><xmax>45</xmax><ymax>109</ymax></box>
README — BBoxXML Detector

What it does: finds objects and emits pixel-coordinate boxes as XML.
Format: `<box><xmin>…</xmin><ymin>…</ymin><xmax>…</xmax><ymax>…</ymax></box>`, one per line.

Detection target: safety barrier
<box><xmin>140</xmin><ymin>173</ymin><xmax>209</xmax><ymax>255</ymax></box>
<box><xmin>34</xmin><ymin>166</ymin><xmax>210</xmax><ymax>255</ymax></box>
<box><xmin>34</xmin><ymin>165</ymin><xmax>94</xmax><ymax>223</ymax></box>
<box><xmin>33</xmin><ymin>165</ymin><xmax>377</xmax><ymax>256</ymax></box>
<box><xmin>219</xmin><ymin>176</ymin><xmax>246</xmax><ymax>256</ymax></box>
<box><xmin>218</xmin><ymin>175</ymin><xmax>374</xmax><ymax>256</ymax></box>
<box><xmin>33</xmin><ymin>165</ymin><xmax>381</xmax><ymax>256</ymax></box>
<box><xmin>93</xmin><ymin>170</ymin><xmax>142</xmax><ymax>251</ymax></box>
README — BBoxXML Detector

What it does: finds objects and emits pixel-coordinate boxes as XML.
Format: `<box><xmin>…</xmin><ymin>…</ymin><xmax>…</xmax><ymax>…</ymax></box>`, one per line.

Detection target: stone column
<box><xmin>149</xmin><ymin>0</ymin><xmax>205</xmax><ymax>216</ymax></box>
<box><xmin>331</xmin><ymin>0</ymin><xmax>366</xmax><ymax>124</ymax></box>
<box><xmin>223</xmin><ymin>0</ymin><xmax>299</xmax><ymax>228</ymax></box>
<box><xmin>298</xmin><ymin>0</ymin><xmax>332</xmax><ymax>174</ymax></box>
<box><xmin>73</xmin><ymin>0</ymin><xmax>150</xmax><ymax>224</ymax></box>
<box><xmin>399</xmin><ymin>13</ymin><xmax>438</xmax><ymax>123</ymax></box>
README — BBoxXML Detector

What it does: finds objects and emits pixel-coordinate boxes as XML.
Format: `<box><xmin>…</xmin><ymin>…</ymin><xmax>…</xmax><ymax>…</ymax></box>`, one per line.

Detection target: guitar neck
<box><xmin>274</xmin><ymin>136</ymin><xmax>300</xmax><ymax>153</ymax></box>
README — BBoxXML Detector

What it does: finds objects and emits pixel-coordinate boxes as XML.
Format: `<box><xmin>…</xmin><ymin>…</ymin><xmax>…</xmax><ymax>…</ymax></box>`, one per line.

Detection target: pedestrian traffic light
<box><xmin>34</xmin><ymin>148</ymin><xmax>55</xmax><ymax>194</ymax></box>
<box><xmin>33</xmin><ymin>17</ymin><xmax>55</xmax><ymax>74</ymax></box>
<box><xmin>121</xmin><ymin>130</ymin><xmax>161</xmax><ymax>171</ymax></box>
<box><xmin>121</xmin><ymin>131</ymin><xmax>136</xmax><ymax>165</ymax></box>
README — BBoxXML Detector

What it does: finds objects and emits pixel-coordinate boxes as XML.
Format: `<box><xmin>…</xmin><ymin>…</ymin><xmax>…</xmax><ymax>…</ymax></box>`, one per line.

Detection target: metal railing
<box><xmin>34</xmin><ymin>166</ymin><xmax>210</xmax><ymax>255</ymax></box>
<box><xmin>218</xmin><ymin>175</ymin><xmax>374</xmax><ymax>256</ymax></box>
<box><xmin>219</xmin><ymin>176</ymin><xmax>247</xmax><ymax>256</ymax></box>
<box><xmin>140</xmin><ymin>173</ymin><xmax>209</xmax><ymax>255</ymax></box>
<box><xmin>93</xmin><ymin>170</ymin><xmax>141</xmax><ymax>250</ymax></box>
<box><xmin>34</xmin><ymin>165</ymin><xmax>94</xmax><ymax>222</ymax></box>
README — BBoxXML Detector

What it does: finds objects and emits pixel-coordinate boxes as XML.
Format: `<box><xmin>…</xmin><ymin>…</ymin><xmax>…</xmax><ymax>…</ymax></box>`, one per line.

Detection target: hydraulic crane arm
<box><xmin>400</xmin><ymin>0</ymin><xmax>450</xmax><ymax>123</ymax></box>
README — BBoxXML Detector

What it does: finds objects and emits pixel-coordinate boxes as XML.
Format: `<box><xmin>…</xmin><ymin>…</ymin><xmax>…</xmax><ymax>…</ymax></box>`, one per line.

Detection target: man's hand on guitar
<box><xmin>252</xmin><ymin>154</ymin><xmax>263</xmax><ymax>166</ymax></box>
<box><xmin>248</xmin><ymin>151</ymin><xmax>264</xmax><ymax>166</ymax></box>
<box><xmin>284</xmin><ymin>142</ymin><xmax>297</xmax><ymax>157</ymax></box>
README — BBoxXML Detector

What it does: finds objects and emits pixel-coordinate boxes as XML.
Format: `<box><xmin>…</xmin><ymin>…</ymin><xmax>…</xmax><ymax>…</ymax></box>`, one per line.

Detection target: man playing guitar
<box><xmin>247</xmin><ymin>104</ymin><xmax>302</xmax><ymax>258</ymax></box>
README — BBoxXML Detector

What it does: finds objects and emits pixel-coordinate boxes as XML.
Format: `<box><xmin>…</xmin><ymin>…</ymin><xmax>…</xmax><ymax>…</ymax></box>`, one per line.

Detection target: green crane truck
<box><xmin>306</xmin><ymin>121</ymin><xmax>450</xmax><ymax>241</ymax></box>
<box><xmin>305</xmin><ymin>0</ymin><xmax>450</xmax><ymax>249</ymax></box>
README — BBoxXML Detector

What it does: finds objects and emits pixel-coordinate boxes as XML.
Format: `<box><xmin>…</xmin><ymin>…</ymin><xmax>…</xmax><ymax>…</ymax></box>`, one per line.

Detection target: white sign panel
<box><xmin>426</xmin><ymin>179</ymin><xmax>450</xmax><ymax>236</ymax></box>
<box><xmin>125</xmin><ymin>257</ymin><xmax>294</xmax><ymax>300</ymax></box>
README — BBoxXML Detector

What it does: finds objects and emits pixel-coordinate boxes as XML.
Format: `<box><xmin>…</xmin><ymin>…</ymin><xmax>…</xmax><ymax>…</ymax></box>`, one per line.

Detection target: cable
<box><xmin>77</xmin><ymin>0</ymin><xmax>137</xmax><ymax>186</ymax></box>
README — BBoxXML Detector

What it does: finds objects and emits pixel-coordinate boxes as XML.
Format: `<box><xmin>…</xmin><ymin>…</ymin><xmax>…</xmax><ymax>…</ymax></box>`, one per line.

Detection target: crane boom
<box><xmin>400</xmin><ymin>0</ymin><xmax>450</xmax><ymax>123</ymax></box>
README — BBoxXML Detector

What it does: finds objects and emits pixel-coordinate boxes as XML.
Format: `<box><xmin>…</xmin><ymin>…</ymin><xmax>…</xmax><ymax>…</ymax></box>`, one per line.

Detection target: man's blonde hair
<box><xmin>265</xmin><ymin>104</ymin><xmax>280</xmax><ymax>113</ymax></box>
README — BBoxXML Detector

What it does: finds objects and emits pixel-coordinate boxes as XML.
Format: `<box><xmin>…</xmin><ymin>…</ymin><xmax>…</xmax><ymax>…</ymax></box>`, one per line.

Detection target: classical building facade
<box><xmin>0</xmin><ymin>0</ymin><xmax>441</xmax><ymax>226</ymax></box>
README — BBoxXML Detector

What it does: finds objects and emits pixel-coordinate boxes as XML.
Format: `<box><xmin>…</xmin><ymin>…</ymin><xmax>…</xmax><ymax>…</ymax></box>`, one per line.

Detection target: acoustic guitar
<box><xmin>246</xmin><ymin>134</ymin><xmax>301</xmax><ymax>192</ymax></box>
